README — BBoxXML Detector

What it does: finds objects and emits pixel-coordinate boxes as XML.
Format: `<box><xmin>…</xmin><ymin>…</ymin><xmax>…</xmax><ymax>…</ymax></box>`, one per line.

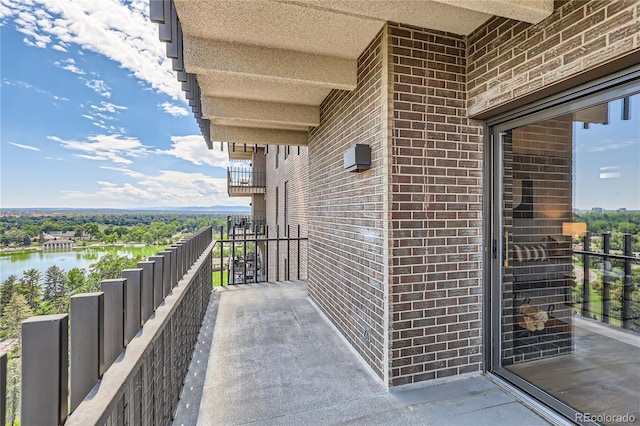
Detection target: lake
<box><xmin>0</xmin><ymin>245</ymin><xmax>164</xmax><ymax>283</ymax></box>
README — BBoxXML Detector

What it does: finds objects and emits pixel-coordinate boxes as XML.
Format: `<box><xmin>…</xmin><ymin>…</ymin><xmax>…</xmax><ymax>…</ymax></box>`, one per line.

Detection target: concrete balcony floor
<box><xmin>174</xmin><ymin>281</ymin><xmax>550</xmax><ymax>425</ymax></box>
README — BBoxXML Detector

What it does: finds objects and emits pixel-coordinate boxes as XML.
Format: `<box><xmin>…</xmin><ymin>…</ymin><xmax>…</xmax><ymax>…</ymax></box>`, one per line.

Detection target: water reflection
<box><xmin>0</xmin><ymin>245</ymin><xmax>164</xmax><ymax>282</ymax></box>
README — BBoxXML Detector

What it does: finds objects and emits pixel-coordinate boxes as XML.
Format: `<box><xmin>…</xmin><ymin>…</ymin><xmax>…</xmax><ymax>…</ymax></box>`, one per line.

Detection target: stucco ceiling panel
<box><xmin>291</xmin><ymin>0</ymin><xmax>491</xmax><ymax>35</ymax></box>
<box><xmin>174</xmin><ymin>0</ymin><xmax>385</xmax><ymax>58</ymax></box>
<box><xmin>198</xmin><ymin>73</ymin><xmax>332</xmax><ymax>106</ymax></box>
<box><xmin>433</xmin><ymin>0</ymin><xmax>554</xmax><ymax>24</ymax></box>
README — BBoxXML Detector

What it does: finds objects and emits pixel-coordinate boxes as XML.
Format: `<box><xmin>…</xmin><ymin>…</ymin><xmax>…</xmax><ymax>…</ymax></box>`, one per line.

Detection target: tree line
<box><xmin>574</xmin><ymin>211</ymin><xmax>640</xmax><ymax>252</ymax></box>
<box><xmin>0</xmin><ymin>211</ymin><xmax>228</xmax><ymax>247</ymax></box>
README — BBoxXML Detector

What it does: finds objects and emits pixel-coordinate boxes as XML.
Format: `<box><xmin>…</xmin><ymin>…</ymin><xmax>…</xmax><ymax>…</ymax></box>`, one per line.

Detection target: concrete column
<box><xmin>137</xmin><ymin>261</ymin><xmax>155</xmax><ymax>325</ymax></box>
<box><xmin>158</xmin><ymin>250</ymin><xmax>172</xmax><ymax>297</ymax></box>
<box><xmin>149</xmin><ymin>255</ymin><xmax>165</xmax><ymax>309</ymax></box>
<box><xmin>101</xmin><ymin>278</ymin><xmax>126</xmax><ymax>369</ymax></box>
<box><xmin>21</xmin><ymin>314</ymin><xmax>69</xmax><ymax>426</ymax></box>
<box><xmin>121</xmin><ymin>268</ymin><xmax>143</xmax><ymax>345</ymax></box>
<box><xmin>70</xmin><ymin>292</ymin><xmax>104</xmax><ymax>412</ymax></box>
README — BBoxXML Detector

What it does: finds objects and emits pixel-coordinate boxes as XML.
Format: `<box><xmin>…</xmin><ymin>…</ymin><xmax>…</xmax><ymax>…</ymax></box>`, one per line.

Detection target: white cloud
<box><xmin>85</xmin><ymin>79</ymin><xmax>111</xmax><ymax>98</ymax></box>
<box><xmin>578</xmin><ymin>138</ymin><xmax>639</xmax><ymax>153</ymax></box>
<box><xmin>3</xmin><ymin>78</ymin><xmax>70</xmax><ymax>102</ymax></box>
<box><xmin>1</xmin><ymin>0</ymin><xmax>185</xmax><ymax>100</ymax></box>
<box><xmin>9</xmin><ymin>142</ymin><xmax>40</xmax><ymax>151</ymax></box>
<box><xmin>52</xmin><ymin>44</ymin><xmax>67</xmax><ymax>52</ymax></box>
<box><xmin>60</xmin><ymin>170</ymin><xmax>248</xmax><ymax>208</ymax></box>
<box><xmin>90</xmin><ymin>101</ymin><xmax>127</xmax><ymax>113</ymax></box>
<box><xmin>160</xmin><ymin>102</ymin><xmax>189</xmax><ymax>117</ymax></box>
<box><xmin>48</xmin><ymin>134</ymin><xmax>152</xmax><ymax>165</ymax></box>
<box><xmin>99</xmin><ymin>166</ymin><xmax>145</xmax><ymax>178</ymax></box>
<box><xmin>55</xmin><ymin>57</ymin><xmax>84</xmax><ymax>74</ymax></box>
<box><xmin>159</xmin><ymin>135</ymin><xmax>230</xmax><ymax>169</ymax></box>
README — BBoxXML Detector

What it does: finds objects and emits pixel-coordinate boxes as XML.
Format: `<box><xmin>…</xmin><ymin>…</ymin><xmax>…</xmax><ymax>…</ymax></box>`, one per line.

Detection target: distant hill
<box><xmin>1</xmin><ymin>205</ymin><xmax>251</xmax><ymax>213</ymax></box>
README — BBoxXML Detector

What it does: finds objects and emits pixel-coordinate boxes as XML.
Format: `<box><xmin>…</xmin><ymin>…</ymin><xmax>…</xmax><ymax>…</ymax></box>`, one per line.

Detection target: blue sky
<box><xmin>573</xmin><ymin>95</ymin><xmax>640</xmax><ymax>211</ymax></box>
<box><xmin>0</xmin><ymin>0</ymin><xmax>249</xmax><ymax>209</ymax></box>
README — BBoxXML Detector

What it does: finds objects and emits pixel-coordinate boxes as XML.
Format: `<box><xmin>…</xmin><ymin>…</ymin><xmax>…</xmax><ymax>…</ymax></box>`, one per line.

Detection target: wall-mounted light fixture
<box><xmin>343</xmin><ymin>143</ymin><xmax>371</xmax><ymax>172</ymax></box>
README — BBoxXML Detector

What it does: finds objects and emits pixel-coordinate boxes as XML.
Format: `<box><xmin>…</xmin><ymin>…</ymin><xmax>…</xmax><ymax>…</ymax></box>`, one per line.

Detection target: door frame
<box><xmin>482</xmin><ymin>65</ymin><xmax>640</xmax><ymax>423</ymax></box>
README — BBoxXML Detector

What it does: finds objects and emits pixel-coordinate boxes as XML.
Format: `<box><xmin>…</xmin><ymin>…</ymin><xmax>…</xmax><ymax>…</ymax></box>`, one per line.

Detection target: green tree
<box><xmin>0</xmin><ymin>293</ymin><xmax>34</xmax><ymax>343</ymax></box>
<box><xmin>6</xmin><ymin>357</ymin><xmax>21</xmax><ymax>426</ymax></box>
<box><xmin>43</xmin><ymin>265</ymin><xmax>68</xmax><ymax>302</ymax></box>
<box><xmin>83</xmin><ymin>222</ymin><xmax>100</xmax><ymax>240</ymax></box>
<box><xmin>0</xmin><ymin>274</ymin><xmax>18</xmax><ymax>316</ymax></box>
<box><xmin>17</xmin><ymin>268</ymin><xmax>41</xmax><ymax>311</ymax></box>
<box><xmin>67</xmin><ymin>267</ymin><xmax>87</xmax><ymax>295</ymax></box>
<box><xmin>85</xmin><ymin>253</ymin><xmax>142</xmax><ymax>292</ymax></box>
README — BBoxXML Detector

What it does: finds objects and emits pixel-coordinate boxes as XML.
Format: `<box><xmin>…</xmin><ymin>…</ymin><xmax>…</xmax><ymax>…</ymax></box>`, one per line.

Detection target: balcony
<box><xmin>2</xmin><ymin>230</ymin><xmax>545</xmax><ymax>426</ymax></box>
<box><xmin>226</xmin><ymin>213</ymin><xmax>266</xmax><ymax>237</ymax></box>
<box><xmin>4</xmin><ymin>229</ymin><xmax>638</xmax><ymax>425</ymax></box>
<box><xmin>227</xmin><ymin>167</ymin><xmax>266</xmax><ymax>197</ymax></box>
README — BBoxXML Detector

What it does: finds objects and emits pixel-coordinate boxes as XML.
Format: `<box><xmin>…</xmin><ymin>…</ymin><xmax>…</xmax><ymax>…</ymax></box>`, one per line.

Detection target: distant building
<box><xmin>617</xmin><ymin>208</ymin><xmax>627</xmax><ymax>212</ymax></box>
<box><xmin>42</xmin><ymin>239</ymin><xmax>74</xmax><ymax>250</ymax></box>
<box><xmin>591</xmin><ymin>207</ymin><xmax>604</xmax><ymax>213</ymax></box>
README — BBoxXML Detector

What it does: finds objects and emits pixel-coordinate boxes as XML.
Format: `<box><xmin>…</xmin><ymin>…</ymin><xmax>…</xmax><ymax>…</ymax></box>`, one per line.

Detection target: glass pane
<box><xmin>500</xmin><ymin>93</ymin><xmax>640</xmax><ymax>424</ymax></box>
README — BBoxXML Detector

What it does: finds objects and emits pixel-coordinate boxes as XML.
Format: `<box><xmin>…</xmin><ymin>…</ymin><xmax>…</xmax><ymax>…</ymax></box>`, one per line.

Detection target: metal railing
<box><xmin>227</xmin><ymin>167</ymin><xmax>266</xmax><ymax>190</ymax></box>
<box><xmin>572</xmin><ymin>231</ymin><xmax>639</xmax><ymax>331</ymax></box>
<box><xmin>227</xmin><ymin>214</ymin><xmax>266</xmax><ymax>236</ymax></box>
<box><xmin>214</xmin><ymin>225</ymin><xmax>308</xmax><ymax>285</ymax></box>
<box><xmin>2</xmin><ymin>227</ymin><xmax>214</xmax><ymax>426</ymax></box>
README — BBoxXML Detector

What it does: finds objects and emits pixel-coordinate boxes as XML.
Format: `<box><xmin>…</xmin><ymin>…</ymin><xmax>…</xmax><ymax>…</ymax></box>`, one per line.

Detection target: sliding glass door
<box><xmin>490</xmin><ymin>82</ymin><xmax>640</xmax><ymax>424</ymax></box>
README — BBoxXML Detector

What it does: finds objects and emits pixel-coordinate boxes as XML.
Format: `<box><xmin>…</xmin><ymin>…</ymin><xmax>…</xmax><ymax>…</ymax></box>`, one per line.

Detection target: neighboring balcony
<box><xmin>226</xmin><ymin>213</ymin><xmax>266</xmax><ymax>237</ymax></box>
<box><xmin>227</xmin><ymin>167</ymin><xmax>266</xmax><ymax>197</ymax></box>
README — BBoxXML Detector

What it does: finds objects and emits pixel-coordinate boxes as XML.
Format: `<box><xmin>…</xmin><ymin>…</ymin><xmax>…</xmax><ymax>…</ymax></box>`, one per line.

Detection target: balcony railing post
<box><xmin>231</xmin><ymin>231</ymin><xmax>236</xmax><ymax>285</ymax></box>
<box><xmin>1</xmin><ymin>352</ymin><xmax>6</xmax><ymax>426</ymax></box>
<box><xmin>265</xmin><ymin>225</ymin><xmax>269</xmax><ymax>282</ymax></box>
<box><xmin>175</xmin><ymin>243</ymin><xmax>184</xmax><ymax>280</ymax></box>
<box><xmin>138</xmin><ymin>261</ymin><xmax>155</xmax><ymax>325</ymax></box>
<box><xmin>101</xmin><ymin>278</ymin><xmax>126</xmax><ymax>369</ymax></box>
<box><xmin>21</xmin><ymin>314</ymin><xmax>69</xmax><ymax>426</ymax></box>
<box><xmin>243</xmin><ymin>227</ymin><xmax>247</xmax><ymax>282</ymax></box>
<box><xmin>255</xmin><ymin>226</ymin><xmax>259</xmax><ymax>282</ymax></box>
<box><xmin>70</xmin><ymin>292</ymin><xmax>105</xmax><ymax>412</ymax></box>
<box><xmin>149</xmin><ymin>255</ymin><xmax>165</xmax><ymax>310</ymax></box>
<box><xmin>582</xmin><ymin>232</ymin><xmax>591</xmax><ymax>318</ymax></box>
<box><xmin>602</xmin><ymin>232</ymin><xmax>611</xmax><ymax>324</ymax></box>
<box><xmin>169</xmin><ymin>246</ymin><xmax>178</xmax><ymax>288</ymax></box>
<box><xmin>276</xmin><ymin>225</ymin><xmax>280</xmax><ymax>282</ymax></box>
<box><xmin>219</xmin><ymin>226</ymin><xmax>224</xmax><ymax>285</ymax></box>
<box><xmin>297</xmin><ymin>224</ymin><xmax>301</xmax><ymax>281</ymax></box>
<box><xmin>158</xmin><ymin>250</ymin><xmax>172</xmax><ymax>297</ymax></box>
<box><xmin>287</xmin><ymin>225</ymin><xmax>291</xmax><ymax>281</ymax></box>
<box><xmin>623</xmin><ymin>233</ymin><xmax>633</xmax><ymax>329</ymax></box>
<box><xmin>122</xmin><ymin>268</ymin><xmax>143</xmax><ymax>345</ymax></box>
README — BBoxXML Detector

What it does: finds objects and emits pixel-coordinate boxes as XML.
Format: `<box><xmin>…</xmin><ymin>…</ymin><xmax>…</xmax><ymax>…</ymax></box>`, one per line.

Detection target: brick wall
<box><xmin>388</xmin><ymin>23</ymin><xmax>484</xmax><ymax>386</ymax></box>
<box><xmin>308</xmin><ymin>29</ymin><xmax>390</xmax><ymax>381</ymax></box>
<box><xmin>264</xmin><ymin>145</ymin><xmax>309</xmax><ymax>282</ymax></box>
<box><xmin>467</xmin><ymin>0</ymin><xmax>640</xmax><ymax>116</ymax></box>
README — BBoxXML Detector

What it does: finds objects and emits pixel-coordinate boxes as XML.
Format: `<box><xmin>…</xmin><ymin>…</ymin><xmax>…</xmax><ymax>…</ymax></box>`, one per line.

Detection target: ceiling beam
<box><xmin>228</xmin><ymin>143</ymin><xmax>256</xmax><ymax>160</ymax></box>
<box><xmin>211</xmin><ymin>125</ymin><xmax>308</xmax><ymax>147</ymax></box>
<box><xmin>183</xmin><ymin>36</ymin><xmax>357</xmax><ymax>90</ymax></box>
<box><xmin>202</xmin><ymin>97</ymin><xmax>319</xmax><ymax>129</ymax></box>
<box><xmin>432</xmin><ymin>0</ymin><xmax>554</xmax><ymax>24</ymax></box>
